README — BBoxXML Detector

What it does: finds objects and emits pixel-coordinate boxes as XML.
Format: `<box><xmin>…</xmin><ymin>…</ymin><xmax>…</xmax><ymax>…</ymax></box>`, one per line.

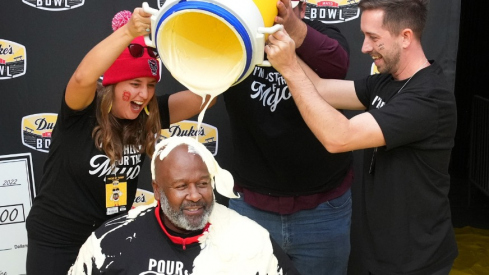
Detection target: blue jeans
<box><xmin>229</xmin><ymin>188</ymin><xmax>352</xmax><ymax>275</ymax></box>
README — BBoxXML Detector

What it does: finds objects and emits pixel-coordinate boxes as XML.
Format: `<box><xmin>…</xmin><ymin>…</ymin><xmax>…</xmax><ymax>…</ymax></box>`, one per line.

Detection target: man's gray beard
<box><xmin>160</xmin><ymin>192</ymin><xmax>214</xmax><ymax>231</ymax></box>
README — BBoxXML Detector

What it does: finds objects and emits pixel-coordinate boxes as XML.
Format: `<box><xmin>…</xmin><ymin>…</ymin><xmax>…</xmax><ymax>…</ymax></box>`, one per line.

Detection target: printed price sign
<box><xmin>0</xmin><ymin>153</ymin><xmax>36</xmax><ymax>275</ymax></box>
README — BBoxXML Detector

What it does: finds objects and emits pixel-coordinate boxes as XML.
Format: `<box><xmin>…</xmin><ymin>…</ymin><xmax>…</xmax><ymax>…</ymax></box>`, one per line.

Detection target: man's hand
<box><xmin>274</xmin><ymin>0</ymin><xmax>307</xmax><ymax>48</ymax></box>
<box><xmin>265</xmin><ymin>29</ymin><xmax>300</xmax><ymax>78</ymax></box>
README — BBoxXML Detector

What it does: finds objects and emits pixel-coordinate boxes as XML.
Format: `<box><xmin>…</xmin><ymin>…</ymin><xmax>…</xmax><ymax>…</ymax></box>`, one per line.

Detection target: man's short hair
<box><xmin>359</xmin><ymin>0</ymin><xmax>428</xmax><ymax>39</ymax></box>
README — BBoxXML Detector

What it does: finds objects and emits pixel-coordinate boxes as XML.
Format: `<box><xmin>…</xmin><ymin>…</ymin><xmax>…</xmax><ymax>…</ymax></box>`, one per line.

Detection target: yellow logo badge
<box><xmin>160</xmin><ymin>120</ymin><xmax>219</xmax><ymax>155</ymax></box>
<box><xmin>371</xmin><ymin>62</ymin><xmax>380</xmax><ymax>75</ymax></box>
<box><xmin>0</xmin><ymin>39</ymin><xmax>27</xmax><ymax>79</ymax></box>
<box><xmin>21</xmin><ymin>113</ymin><xmax>57</xmax><ymax>153</ymax></box>
<box><xmin>132</xmin><ymin>188</ymin><xmax>156</xmax><ymax>208</ymax></box>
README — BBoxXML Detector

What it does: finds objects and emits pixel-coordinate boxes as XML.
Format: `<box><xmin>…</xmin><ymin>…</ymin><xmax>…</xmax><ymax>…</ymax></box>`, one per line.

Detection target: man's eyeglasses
<box><xmin>128</xmin><ymin>44</ymin><xmax>159</xmax><ymax>58</ymax></box>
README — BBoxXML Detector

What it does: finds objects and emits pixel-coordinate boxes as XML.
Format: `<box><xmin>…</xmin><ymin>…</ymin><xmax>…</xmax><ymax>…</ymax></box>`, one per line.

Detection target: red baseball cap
<box><xmin>102</xmin><ymin>11</ymin><xmax>160</xmax><ymax>86</ymax></box>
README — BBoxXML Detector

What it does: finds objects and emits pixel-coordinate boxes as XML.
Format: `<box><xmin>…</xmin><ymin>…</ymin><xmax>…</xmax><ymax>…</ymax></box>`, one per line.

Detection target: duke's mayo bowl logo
<box><xmin>305</xmin><ymin>0</ymin><xmax>360</xmax><ymax>23</ymax></box>
<box><xmin>22</xmin><ymin>0</ymin><xmax>84</xmax><ymax>11</ymax></box>
<box><xmin>0</xmin><ymin>40</ymin><xmax>27</xmax><ymax>80</ymax></box>
<box><xmin>22</xmin><ymin>113</ymin><xmax>58</xmax><ymax>153</ymax></box>
<box><xmin>160</xmin><ymin>120</ymin><xmax>218</xmax><ymax>156</ymax></box>
<box><xmin>132</xmin><ymin>188</ymin><xmax>155</xmax><ymax>208</ymax></box>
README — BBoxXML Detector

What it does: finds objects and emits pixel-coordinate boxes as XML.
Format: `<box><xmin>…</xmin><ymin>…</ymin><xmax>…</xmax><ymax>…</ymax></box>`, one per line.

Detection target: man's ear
<box><xmin>401</xmin><ymin>28</ymin><xmax>414</xmax><ymax>48</ymax></box>
<box><xmin>152</xmin><ymin>180</ymin><xmax>160</xmax><ymax>201</ymax></box>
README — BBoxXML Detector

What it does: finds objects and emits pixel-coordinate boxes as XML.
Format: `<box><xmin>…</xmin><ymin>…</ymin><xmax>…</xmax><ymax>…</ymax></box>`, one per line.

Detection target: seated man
<box><xmin>68</xmin><ymin>136</ymin><xmax>300</xmax><ymax>275</ymax></box>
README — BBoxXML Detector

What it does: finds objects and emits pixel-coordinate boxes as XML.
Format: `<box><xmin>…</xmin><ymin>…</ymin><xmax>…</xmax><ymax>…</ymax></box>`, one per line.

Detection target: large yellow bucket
<box><xmin>143</xmin><ymin>0</ymin><xmax>281</xmax><ymax>98</ymax></box>
<box><xmin>252</xmin><ymin>0</ymin><xmax>278</xmax><ymax>28</ymax></box>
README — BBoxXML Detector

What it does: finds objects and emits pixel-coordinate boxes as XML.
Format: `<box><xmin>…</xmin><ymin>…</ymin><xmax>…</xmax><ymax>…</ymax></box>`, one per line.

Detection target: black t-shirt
<box><xmin>68</xmin><ymin>204</ymin><xmax>301</xmax><ymax>275</ymax></box>
<box><xmin>223</xmin><ymin>19</ymin><xmax>352</xmax><ymax>196</ymax></box>
<box><xmin>354</xmin><ymin>61</ymin><xmax>458</xmax><ymax>274</ymax></box>
<box><xmin>26</xmin><ymin>92</ymin><xmax>170</xmax><ymax>245</ymax></box>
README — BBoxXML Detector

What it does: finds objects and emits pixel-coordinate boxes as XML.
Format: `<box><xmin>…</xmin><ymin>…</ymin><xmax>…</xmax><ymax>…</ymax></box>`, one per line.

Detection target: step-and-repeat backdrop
<box><xmin>0</xmin><ymin>0</ymin><xmax>460</xmax><ymax>273</ymax></box>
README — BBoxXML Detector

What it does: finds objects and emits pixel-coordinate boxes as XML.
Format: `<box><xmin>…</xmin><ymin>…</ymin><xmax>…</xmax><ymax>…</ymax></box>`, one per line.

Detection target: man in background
<box><xmin>224</xmin><ymin>0</ymin><xmax>353</xmax><ymax>274</ymax></box>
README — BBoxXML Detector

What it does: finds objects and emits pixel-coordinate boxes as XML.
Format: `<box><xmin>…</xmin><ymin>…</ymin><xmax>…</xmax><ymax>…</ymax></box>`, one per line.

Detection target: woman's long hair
<box><xmin>92</xmin><ymin>82</ymin><xmax>161</xmax><ymax>165</ymax></box>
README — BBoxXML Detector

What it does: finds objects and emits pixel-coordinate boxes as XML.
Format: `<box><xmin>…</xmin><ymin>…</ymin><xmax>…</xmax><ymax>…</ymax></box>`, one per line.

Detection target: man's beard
<box><xmin>376</xmin><ymin>45</ymin><xmax>401</xmax><ymax>75</ymax></box>
<box><xmin>160</xmin><ymin>192</ymin><xmax>214</xmax><ymax>231</ymax></box>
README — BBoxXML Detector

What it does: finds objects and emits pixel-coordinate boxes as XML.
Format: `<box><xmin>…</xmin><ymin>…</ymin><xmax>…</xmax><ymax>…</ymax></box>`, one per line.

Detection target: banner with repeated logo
<box><xmin>0</xmin><ymin>0</ymin><xmax>463</xmax><ymax>274</ymax></box>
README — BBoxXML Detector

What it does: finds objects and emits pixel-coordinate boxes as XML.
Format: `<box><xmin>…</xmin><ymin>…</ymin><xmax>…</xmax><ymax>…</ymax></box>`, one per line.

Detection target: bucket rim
<box><xmin>155</xmin><ymin>1</ymin><xmax>253</xmax><ymax>83</ymax></box>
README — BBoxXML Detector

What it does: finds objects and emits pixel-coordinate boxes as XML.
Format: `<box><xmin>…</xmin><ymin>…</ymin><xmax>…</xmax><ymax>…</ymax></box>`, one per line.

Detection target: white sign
<box><xmin>0</xmin><ymin>153</ymin><xmax>36</xmax><ymax>275</ymax></box>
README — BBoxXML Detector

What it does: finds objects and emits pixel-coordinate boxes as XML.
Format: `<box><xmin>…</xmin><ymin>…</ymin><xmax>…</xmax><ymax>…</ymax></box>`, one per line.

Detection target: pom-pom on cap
<box><xmin>102</xmin><ymin>10</ymin><xmax>160</xmax><ymax>86</ymax></box>
<box><xmin>112</xmin><ymin>10</ymin><xmax>132</xmax><ymax>31</ymax></box>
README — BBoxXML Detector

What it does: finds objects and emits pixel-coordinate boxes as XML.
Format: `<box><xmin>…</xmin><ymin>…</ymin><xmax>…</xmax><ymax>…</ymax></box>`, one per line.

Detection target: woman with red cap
<box><xmin>25</xmin><ymin>8</ymin><xmax>212</xmax><ymax>275</ymax></box>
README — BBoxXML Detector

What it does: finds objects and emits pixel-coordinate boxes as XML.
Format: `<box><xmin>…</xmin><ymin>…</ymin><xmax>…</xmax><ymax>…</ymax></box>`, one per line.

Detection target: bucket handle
<box><xmin>256</xmin><ymin>24</ymin><xmax>284</xmax><ymax>67</ymax></box>
<box><xmin>142</xmin><ymin>2</ymin><xmax>159</xmax><ymax>48</ymax></box>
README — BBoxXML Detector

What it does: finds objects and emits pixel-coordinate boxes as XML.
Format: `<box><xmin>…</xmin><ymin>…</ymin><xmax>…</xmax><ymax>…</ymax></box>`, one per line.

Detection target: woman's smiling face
<box><xmin>110</xmin><ymin>77</ymin><xmax>157</xmax><ymax>120</ymax></box>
